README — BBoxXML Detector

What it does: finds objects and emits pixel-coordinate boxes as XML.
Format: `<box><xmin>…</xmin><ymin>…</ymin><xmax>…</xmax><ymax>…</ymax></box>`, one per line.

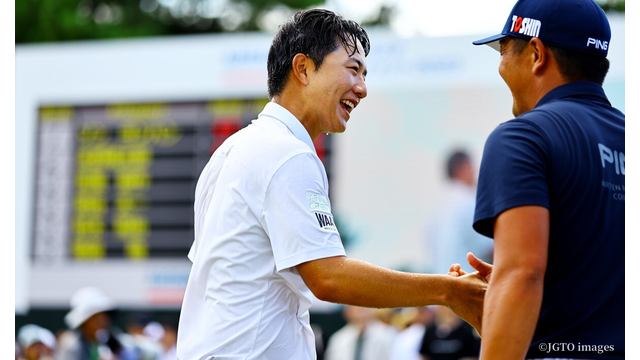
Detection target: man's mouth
<box><xmin>340</xmin><ymin>99</ymin><xmax>355</xmax><ymax>113</ymax></box>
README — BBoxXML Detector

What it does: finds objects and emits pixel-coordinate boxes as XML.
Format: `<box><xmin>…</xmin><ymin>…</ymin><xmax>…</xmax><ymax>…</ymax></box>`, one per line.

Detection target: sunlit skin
<box><xmin>498</xmin><ymin>37</ymin><xmax>534</xmax><ymax>117</ymax></box>
<box><xmin>498</xmin><ymin>36</ymin><xmax>567</xmax><ymax>117</ymax></box>
<box><xmin>273</xmin><ymin>38</ymin><xmax>368</xmax><ymax>140</ymax></box>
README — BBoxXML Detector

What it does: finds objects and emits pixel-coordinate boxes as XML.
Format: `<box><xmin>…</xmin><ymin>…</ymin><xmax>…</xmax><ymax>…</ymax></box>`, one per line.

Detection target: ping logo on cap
<box><xmin>510</xmin><ymin>15</ymin><xmax>541</xmax><ymax>37</ymax></box>
<box><xmin>587</xmin><ymin>37</ymin><xmax>608</xmax><ymax>50</ymax></box>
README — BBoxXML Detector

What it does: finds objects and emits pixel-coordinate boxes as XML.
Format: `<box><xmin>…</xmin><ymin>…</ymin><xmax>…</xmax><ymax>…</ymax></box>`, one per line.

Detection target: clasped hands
<box><xmin>445</xmin><ymin>252</ymin><xmax>494</xmax><ymax>336</ymax></box>
<box><xmin>448</xmin><ymin>252</ymin><xmax>493</xmax><ymax>281</ymax></box>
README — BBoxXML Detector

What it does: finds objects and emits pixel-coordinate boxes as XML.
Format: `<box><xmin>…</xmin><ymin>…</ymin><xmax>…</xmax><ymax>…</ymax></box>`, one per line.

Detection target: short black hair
<box><xmin>510</xmin><ymin>37</ymin><xmax>610</xmax><ymax>86</ymax></box>
<box><xmin>548</xmin><ymin>45</ymin><xmax>610</xmax><ymax>86</ymax></box>
<box><xmin>446</xmin><ymin>150</ymin><xmax>470</xmax><ymax>179</ymax></box>
<box><xmin>267</xmin><ymin>9</ymin><xmax>370</xmax><ymax>99</ymax></box>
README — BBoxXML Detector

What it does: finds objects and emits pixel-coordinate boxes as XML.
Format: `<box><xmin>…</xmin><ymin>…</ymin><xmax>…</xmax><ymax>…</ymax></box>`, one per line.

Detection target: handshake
<box><xmin>444</xmin><ymin>252</ymin><xmax>493</xmax><ymax>335</ymax></box>
<box><xmin>448</xmin><ymin>252</ymin><xmax>493</xmax><ymax>281</ymax></box>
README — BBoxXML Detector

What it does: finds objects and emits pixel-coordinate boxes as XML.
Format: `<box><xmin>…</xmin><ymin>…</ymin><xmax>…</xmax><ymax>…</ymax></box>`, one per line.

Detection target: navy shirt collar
<box><xmin>535</xmin><ymin>81</ymin><xmax>611</xmax><ymax>109</ymax></box>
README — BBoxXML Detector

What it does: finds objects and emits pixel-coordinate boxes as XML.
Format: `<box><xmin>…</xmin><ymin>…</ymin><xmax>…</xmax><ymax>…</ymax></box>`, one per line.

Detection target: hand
<box><xmin>466</xmin><ymin>252</ymin><xmax>493</xmax><ymax>282</ymax></box>
<box><xmin>447</xmin><ymin>271</ymin><xmax>487</xmax><ymax>335</ymax></box>
<box><xmin>447</xmin><ymin>252</ymin><xmax>493</xmax><ymax>282</ymax></box>
<box><xmin>447</xmin><ymin>263</ymin><xmax>467</xmax><ymax>277</ymax></box>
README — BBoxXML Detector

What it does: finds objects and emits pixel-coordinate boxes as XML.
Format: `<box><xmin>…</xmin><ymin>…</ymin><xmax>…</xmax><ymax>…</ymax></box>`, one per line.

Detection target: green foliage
<box><xmin>16</xmin><ymin>0</ymin><xmax>171</xmax><ymax>43</ymax></box>
<box><xmin>15</xmin><ymin>0</ymin><xmax>624</xmax><ymax>44</ymax></box>
<box><xmin>595</xmin><ymin>0</ymin><xmax>625</xmax><ymax>13</ymax></box>
<box><xmin>15</xmin><ymin>0</ymin><xmax>325</xmax><ymax>44</ymax></box>
<box><xmin>361</xmin><ymin>4</ymin><xmax>395</xmax><ymax>28</ymax></box>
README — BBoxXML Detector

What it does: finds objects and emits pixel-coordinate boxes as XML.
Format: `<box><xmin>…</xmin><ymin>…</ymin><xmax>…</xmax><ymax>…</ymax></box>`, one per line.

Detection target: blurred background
<box><xmin>14</xmin><ymin>1</ymin><xmax>625</xmax><ymax>359</ymax></box>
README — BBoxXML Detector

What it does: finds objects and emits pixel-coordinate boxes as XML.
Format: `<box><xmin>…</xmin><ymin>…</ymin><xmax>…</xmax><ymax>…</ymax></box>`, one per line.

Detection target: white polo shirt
<box><xmin>177</xmin><ymin>102</ymin><xmax>346</xmax><ymax>360</ymax></box>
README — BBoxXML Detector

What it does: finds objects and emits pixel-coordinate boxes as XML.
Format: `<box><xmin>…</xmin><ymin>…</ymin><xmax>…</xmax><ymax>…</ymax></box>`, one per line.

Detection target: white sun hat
<box><xmin>64</xmin><ymin>287</ymin><xmax>116</xmax><ymax>329</ymax></box>
<box><xmin>17</xmin><ymin>324</ymin><xmax>57</xmax><ymax>349</ymax></box>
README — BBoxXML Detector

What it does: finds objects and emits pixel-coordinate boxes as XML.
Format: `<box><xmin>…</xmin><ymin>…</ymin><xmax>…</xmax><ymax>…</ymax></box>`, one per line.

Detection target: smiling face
<box><xmin>304</xmin><ymin>38</ymin><xmax>368</xmax><ymax>138</ymax></box>
<box><xmin>498</xmin><ymin>37</ymin><xmax>532</xmax><ymax>117</ymax></box>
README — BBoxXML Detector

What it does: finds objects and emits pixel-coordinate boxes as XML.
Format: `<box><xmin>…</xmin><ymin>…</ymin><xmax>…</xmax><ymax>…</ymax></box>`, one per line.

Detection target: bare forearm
<box><xmin>480</xmin><ymin>268</ymin><xmax>544</xmax><ymax>359</ymax></box>
<box><xmin>317</xmin><ymin>257</ymin><xmax>452</xmax><ymax>308</ymax></box>
<box><xmin>298</xmin><ymin>255</ymin><xmax>486</xmax><ymax>331</ymax></box>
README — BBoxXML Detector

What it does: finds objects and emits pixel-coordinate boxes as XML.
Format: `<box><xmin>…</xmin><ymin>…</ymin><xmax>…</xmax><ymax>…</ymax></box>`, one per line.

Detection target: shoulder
<box><xmin>485</xmin><ymin>117</ymin><xmax>549</xmax><ymax>152</ymax></box>
<box><xmin>235</xmin><ymin>118</ymin><xmax>316</xmax><ymax>162</ymax></box>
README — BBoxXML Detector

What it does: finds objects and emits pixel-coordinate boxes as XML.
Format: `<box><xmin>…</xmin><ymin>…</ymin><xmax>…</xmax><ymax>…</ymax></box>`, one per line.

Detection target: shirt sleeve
<box><xmin>473</xmin><ymin>119</ymin><xmax>551</xmax><ymax>238</ymax></box>
<box><xmin>262</xmin><ymin>152</ymin><xmax>346</xmax><ymax>272</ymax></box>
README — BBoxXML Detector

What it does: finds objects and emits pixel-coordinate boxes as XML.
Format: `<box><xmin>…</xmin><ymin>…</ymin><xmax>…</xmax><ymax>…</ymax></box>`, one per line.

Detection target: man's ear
<box><xmin>291</xmin><ymin>53</ymin><xmax>313</xmax><ymax>86</ymax></box>
<box><xmin>529</xmin><ymin>38</ymin><xmax>549</xmax><ymax>75</ymax></box>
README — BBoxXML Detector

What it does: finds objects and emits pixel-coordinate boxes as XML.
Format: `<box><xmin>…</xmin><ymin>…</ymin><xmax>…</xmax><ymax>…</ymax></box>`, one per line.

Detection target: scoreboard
<box><xmin>33</xmin><ymin>99</ymin><xmax>333</xmax><ymax>265</ymax></box>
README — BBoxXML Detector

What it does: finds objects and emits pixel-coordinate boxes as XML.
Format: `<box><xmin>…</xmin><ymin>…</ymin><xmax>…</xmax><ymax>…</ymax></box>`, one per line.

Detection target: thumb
<box><xmin>467</xmin><ymin>252</ymin><xmax>492</xmax><ymax>279</ymax></box>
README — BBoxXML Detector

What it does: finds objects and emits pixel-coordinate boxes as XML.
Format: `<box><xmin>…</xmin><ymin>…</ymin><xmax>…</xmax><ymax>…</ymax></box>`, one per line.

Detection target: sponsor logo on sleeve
<box><xmin>308</xmin><ymin>194</ymin><xmax>330</xmax><ymax>212</ymax></box>
<box><xmin>307</xmin><ymin>193</ymin><xmax>338</xmax><ymax>232</ymax></box>
<box><xmin>510</xmin><ymin>15</ymin><xmax>541</xmax><ymax>38</ymax></box>
<box><xmin>314</xmin><ymin>212</ymin><xmax>338</xmax><ymax>232</ymax></box>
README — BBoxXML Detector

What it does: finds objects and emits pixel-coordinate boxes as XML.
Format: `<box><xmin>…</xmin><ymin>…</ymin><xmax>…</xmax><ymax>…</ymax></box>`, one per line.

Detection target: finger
<box><xmin>467</xmin><ymin>252</ymin><xmax>492</xmax><ymax>278</ymax></box>
<box><xmin>449</xmin><ymin>263</ymin><xmax>461</xmax><ymax>273</ymax></box>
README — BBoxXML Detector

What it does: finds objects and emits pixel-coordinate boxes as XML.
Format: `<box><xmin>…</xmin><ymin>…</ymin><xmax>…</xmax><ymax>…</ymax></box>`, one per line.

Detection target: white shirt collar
<box><xmin>259</xmin><ymin>102</ymin><xmax>316</xmax><ymax>154</ymax></box>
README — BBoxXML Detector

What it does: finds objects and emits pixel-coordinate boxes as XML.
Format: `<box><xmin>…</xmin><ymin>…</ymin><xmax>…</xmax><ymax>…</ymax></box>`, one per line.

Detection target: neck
<box><xmin>532</xmin><ymin>76</ymin><xmax>568</xmax><ymax>108</ymax></box>
<box><xmin>272</xmin><ymin>90</ymin><xmax>320</xmax><ymax>141</ymax></box>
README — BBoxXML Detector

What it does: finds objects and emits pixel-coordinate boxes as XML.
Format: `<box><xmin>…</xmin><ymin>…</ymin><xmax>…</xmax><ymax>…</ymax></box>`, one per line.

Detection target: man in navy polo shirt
<box><xmin>458</xmin><ymin>0</ymin><xmax>624</xmax><ymax>359</ymax></box>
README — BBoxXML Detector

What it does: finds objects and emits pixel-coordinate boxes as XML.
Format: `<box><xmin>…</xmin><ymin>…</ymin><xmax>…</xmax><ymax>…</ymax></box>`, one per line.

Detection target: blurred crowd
<box><xmin>15</xmin><ymin>287</ymin><xmax>177</xmax><ymax>360</ymax></box>
<box><xmin>322</xmin><ymin>305</ymin><xmax>480</xmax><ymax>360</ymax></box>
<box><xmin>16</xmin><ymin>290</ymin><xmax>478</xmax><ymax>360</ymax></box>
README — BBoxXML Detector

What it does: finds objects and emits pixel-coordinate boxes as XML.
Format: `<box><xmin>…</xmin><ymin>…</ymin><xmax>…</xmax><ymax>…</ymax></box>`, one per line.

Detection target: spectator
<box><xmin>325</xmin><ymin>306</ymin><xmax>398</xmax><ymax>360</ymax></box>
<box><xmin>54</xmin><ymin>287</ymin><xmax>139</xmax><ymax>360</ymax></box>
<box><xmin>389</xmin><ymin>307</ymin><xmax>435</xmax><ymax>360</ymax></box>
<box><xmin>427</xmin><ymin>150</ymin><xmax>493</xmax><ymax>273</ymax></box>
<box><xmin>142</xmin><ymin>321</ymin><xmax>177</xmax><ymax>360</ymax></box>
<box><xmin>418</xmin><ymin>306</ymin><xmax>480</xmax><ymax>360</ymax></box>
<box><xmin>17</xmin><ymin>324</ymin><xmax>57</xmax><ymax>360</ymax></box>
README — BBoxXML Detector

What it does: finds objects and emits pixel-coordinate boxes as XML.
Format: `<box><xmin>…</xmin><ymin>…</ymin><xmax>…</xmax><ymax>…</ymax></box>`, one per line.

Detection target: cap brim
<box><xmin>472</xmin><ymin>34</ymin><xmax>507</xmax><ymax>52</ymax></box>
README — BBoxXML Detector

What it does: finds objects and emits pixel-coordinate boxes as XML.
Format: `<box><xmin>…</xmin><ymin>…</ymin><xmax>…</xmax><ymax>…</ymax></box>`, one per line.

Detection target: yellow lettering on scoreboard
<box><xmin>39</xmin><ymin>107</ymin><xmax>74</xmax><ymax>122</ymax></box>
<box><xmin>72</xmin><ymin>119</ymin><xmax>181</xmax><ymax>260</ymax></box>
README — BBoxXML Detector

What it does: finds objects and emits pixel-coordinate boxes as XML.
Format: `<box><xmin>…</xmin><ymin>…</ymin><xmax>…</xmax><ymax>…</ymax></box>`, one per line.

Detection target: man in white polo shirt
<box><xmin>177</xmin><ymin>9</ymin><xmax>487</xmax><ymax>360</ymax></box>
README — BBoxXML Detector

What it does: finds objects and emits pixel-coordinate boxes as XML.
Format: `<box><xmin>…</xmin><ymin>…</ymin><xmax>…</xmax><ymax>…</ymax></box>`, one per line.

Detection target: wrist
<box><xmin>435</xmin><ymin>274</ymin><xmax>457</xmax><ymax>307</ymax></box>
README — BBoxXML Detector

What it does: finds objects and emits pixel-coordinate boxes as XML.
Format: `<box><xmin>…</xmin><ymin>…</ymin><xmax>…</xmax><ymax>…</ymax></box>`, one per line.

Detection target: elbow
<box><xmin>297</xmin><ymin>256</ymin><xmax>348</xmax><ymax>303</ymax></box>
<box><xmin>505</xmin><ymin>266</ymin><xmax>546</xmax><ymax>286</ymax></box>
<box><xmin>307</xmin><ymin>275</ymin><xmax>340</xmax><ymax>302</ymax></box>
<box><xmin>523</xmin><ymin>260</ymin><xmax>546</xmax><ymax>283</ymax></box>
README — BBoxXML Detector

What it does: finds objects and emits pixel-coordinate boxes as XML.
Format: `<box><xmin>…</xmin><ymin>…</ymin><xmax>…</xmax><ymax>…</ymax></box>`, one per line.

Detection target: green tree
<box><xmin>15</xmin><ymin>0</ymin><xmax>624</xmax><ymax>44</ymax></box>
<box><xmin>16</xmin><ymin>0</ymin><xmax>325</xmax><ymax>44</ymax></box>
<box><xmin>594</xmin><ymin>0</ymin><xmax>625</xmax><ymax>12</ymax></box>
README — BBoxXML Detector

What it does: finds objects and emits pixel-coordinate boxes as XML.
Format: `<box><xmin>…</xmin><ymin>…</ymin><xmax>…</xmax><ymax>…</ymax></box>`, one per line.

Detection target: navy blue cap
<box><xmin>473</xmin><ymin>0</ymin><xmax>611</xmax><ymax>57</ymax></box>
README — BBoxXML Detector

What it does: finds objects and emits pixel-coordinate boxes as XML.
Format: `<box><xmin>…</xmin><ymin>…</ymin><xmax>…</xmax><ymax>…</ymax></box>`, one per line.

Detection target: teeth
<box><xmin>341</xmin><ymin>100</ymin><xmax>355</xmax><ymax>110</ymax></box>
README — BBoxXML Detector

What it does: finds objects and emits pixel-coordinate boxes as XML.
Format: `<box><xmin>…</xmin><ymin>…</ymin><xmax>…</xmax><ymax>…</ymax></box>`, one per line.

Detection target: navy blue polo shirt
<box><xmin>474</xmin><ymin>81</ymin><xmax>625</xmax><ymax>359</ymax></box>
